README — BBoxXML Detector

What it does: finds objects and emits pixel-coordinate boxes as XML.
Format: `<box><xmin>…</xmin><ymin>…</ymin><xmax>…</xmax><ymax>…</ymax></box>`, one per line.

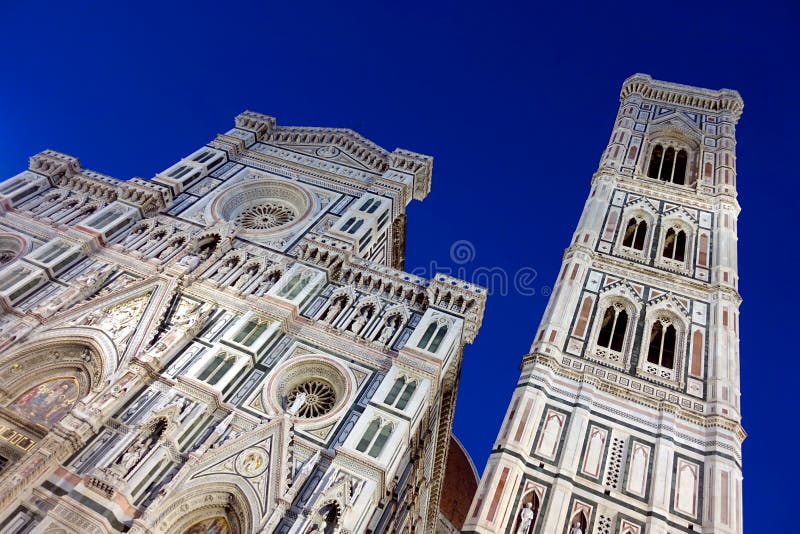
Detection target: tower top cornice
<box><xmin>621</xmin><ymin>73</ymin><xmax>744</xmax><ymax>122</ymax></box>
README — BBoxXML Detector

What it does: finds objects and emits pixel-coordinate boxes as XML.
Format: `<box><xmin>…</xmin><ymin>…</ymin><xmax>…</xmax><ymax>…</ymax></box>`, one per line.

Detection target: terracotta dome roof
<box><xmin>439</xmin><ymin>434</ymin><xmax>479</xmax><ymax>530</ymax></box>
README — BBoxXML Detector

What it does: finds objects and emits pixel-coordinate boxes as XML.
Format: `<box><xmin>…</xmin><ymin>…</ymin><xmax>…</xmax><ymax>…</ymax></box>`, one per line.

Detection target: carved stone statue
<box><xmin>569</xmin><ymin>523</ymin><xmax>583</xmax><ymax>534</ymax></box>
<box><xmin>178</xmin><ymin>252</ymin><xmax>201</xmax><ymax>270</ymax></box>
<box><xmin>515</xmin><ymin>503</ymin><xmax>535</xmax><ymax>534</ymax></box>
<box><xmin>118</xmin><ymin>440</ymin><xmax>146</xmax><ymax>474</ymax></box>
<box><xmin>377</xmin><ymin>317</ymin><xmax>398</xmax><ymax>345</ymax></box>
<box><xmin>215</xmin><ymin>261</ymin><xmax>234</xmax><ymax>280</ymax></box>
<box><xmin>322</xmin><ymin>299</ymin><xmax>343</xmax><ymax>323</ymax></box>
<box><xmin>287</xmin><ymin>392</ymin><xmax>307</xmax><ymax>416</ymax></box>
<box><xmin>349</xmin><ymin>310</ymin><xmax>369</xmax><ymax>334</ymax></box>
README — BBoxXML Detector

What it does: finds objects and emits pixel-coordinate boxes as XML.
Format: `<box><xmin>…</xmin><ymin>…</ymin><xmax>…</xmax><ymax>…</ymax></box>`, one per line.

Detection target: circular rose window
<box><xmin>287</xmin><ymin>379</ymin><xmax>337</xmax><ymax>418</ymax></box>
<box><xmin>263</xmin><ymin>355</ymin><xmax>353</xmax><ymax>422</ymax></box>
<box><xmin>209</xmin><ymin>179</ymin><xmax>314</xmax><ymax>235</ymax></box>
<box><xmin>235</xmin><ymin>203</ymin><xmax>296</xmax><ymax>230</ymax></box>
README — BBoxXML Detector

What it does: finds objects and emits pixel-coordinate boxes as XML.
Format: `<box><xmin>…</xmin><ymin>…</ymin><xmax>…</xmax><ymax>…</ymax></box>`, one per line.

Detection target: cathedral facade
<box><xmin>0</xmin><ymin>112</ymin><xmax>486</xmax><ymax>533</ymax></box>
<box><xmin>463</xmin><ymin>75</ymin><xmax>745</xmax><ymax>534</ymax></box>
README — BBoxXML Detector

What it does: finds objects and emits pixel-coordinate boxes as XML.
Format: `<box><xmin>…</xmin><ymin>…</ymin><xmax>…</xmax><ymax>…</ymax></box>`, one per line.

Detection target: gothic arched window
<box><xmin>233</xmin><ymin>319</ymin><xmax>267</xmax><ymax>347</ymax></box>
<box><xmin>368</xmin><ymin>423</ymin><xmax>393</xmax><ymax>458</ymax></box>
<box><xmin>349</xmin><ymin>219</ymin><xmax>364</xmax><ymax>234</ymax></box>
<box><xmin>647</xmin><ymin>144</ymin><xmax>689</xmax><ymax>184</ymax></box>
<box><xmin>621</xmin><ymin>218</ymin><xmax>648</xmax><ymax>251</ymax></box>
<box><xmin>428</xmin><ymin>325</ymin><xmax>448</xmax><ymax>353</ymax></box>
<box><xmin>662</xmin><ymin>228</ymin><xmax>687</xmax><ymax>262</ymax></box>
<box><xmin>395</xmin><ymin>381</ymin><xmax>417</xmax><ymax>410</ymax></box>
<box><xmin>341</xmin><ymin>217</ymin><xmax>356</xmax><ymax>233</ymax></box>
<box><xmin>384</xmin><ymin>377</ymin><xmax>405</xmax><ymax>405</ymax></box>
<box><xmin>647</xmin><ymin>319</ymin><xmax>677</xmax><ymax>369</ymax></box>
<box><xmin>647</xmin><ymin>145</ymin><xmax>663</xmax><ymax>178</ymax></box>
<box><xmin>417</xmin><ymin>323</ymin><xmax>436</xmax><ymax>350</ymax></box>
<box><xmin>356</xmin><ymin>420</ymin><xmax>380</xmax><ymax>453</ymax></box>
<box><xmin>197</xmin><ymin>353</ymin><xmax>226</xmax><ymax>381</ymax></box>
<box><xmin>596</xmin><ymin>304</ymin><xmax>628</xmax><ymax>353</ymax></box>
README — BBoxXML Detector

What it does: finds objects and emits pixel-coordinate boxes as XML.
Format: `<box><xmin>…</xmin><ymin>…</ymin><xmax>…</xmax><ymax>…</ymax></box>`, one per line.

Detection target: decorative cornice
<box><xmin>620</xmin><ymin>73</ymin><xmax>744</xmax><ymax>122</ymax></box>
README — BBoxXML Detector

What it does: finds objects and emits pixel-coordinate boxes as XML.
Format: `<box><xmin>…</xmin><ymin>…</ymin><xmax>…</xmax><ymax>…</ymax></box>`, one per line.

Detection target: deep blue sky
<box><xmin>1</xmin><ymin>1</ymin><xmax>796</xmax><ymax>529</ymax></box>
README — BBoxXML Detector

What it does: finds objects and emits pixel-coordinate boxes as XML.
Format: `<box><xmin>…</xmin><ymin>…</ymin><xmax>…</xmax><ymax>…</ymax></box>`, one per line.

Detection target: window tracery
<box><xmin>234</xmin><ymin>203</ymin><xmax>296</xmax><ymax>230</ymax></box>
<box><xmin>287</xmin><ymin>379</ymin><xmax>336</xmax><ymax>419</ymax></box>
<box><xmin>621</xmin><ymin>217</ymin><xmax>648</xmax><ymax>251</ymax></box>
<box><xmin>644</xmin><ymin>139</ymin><xmax>696</xmax><ymax>186</ymax></box>
<box><xmin>639</xmin><ymin>310</ymin><xmax>686</xmax><ymax>383</ymax></box>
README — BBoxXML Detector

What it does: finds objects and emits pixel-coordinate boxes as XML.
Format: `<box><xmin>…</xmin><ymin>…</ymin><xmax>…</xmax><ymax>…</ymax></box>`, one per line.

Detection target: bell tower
<box><xmin>464</xmin><ymin>74</ymin><xmax>744</xmax><ymax>534</ymax></box>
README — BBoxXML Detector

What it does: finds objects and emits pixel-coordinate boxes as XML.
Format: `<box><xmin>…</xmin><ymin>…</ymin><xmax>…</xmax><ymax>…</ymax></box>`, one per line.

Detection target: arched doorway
<box><xmin>181</xmin><ymin>516</ymin><xmax>232</xmax><ymax>534</ymax></box>
<box><xmin>0</xmin><ymin>337</ymin><xmax>111</xmax><ymax>473</ymax></box>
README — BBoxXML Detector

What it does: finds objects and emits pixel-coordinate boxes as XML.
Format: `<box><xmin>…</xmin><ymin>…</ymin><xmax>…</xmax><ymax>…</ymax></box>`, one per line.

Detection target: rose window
<box><xmin>235</xmin><ymin>203</ymin><xmax>296</xmax><ymax>230</ymax></box>
<box><xmin>287</xmin><ymin>379</ymin><xmax>336</xmax><ymax>418</ymax></box>
<box><xmin>208</xmin><ymin>178</ymin><xmax>314</xmax><ymax>235</ymax></box>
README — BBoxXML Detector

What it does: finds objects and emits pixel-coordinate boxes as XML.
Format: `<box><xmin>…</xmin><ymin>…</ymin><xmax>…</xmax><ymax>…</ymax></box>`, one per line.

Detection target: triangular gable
<box><xmin>280</xmin><ymin>143</ymin><xmax>374</xmax><ymax>172</ymax></box>
<box><xmin>188</xmin><ymin>418</ymin><xmax>286</xmax><ymax>517</ymax></box>
<box><xmin>650</xmin><ymin>112</ymin><xmax>702</xmax><ymax>135</ymax></box>
<box><xmin>51</xmin><ymin>276</ymin><xmax>176</xmax><ymax>367</ymax></box>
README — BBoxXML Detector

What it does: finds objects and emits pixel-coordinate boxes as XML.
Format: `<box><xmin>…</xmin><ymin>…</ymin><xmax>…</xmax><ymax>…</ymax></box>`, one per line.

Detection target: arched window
<box><xmin>356</xmin><ymin>420</ymin><xmax>380</xmax><ymax>453</ymax></box>
<box><xmin>647</xmin><ymin>145</ymin><xmax>689</xmax><ymax>185</ymax></box>
<box><xmin>673</xmin><ymin>149</ymin><xmax>688</xmax><ymax>184</ymax></box>
<box><xmin>417</xmin><ymin>323</ymin><xmax>436</xmax><ymax>349</ymax></box>
<box><xmin>621</xmin><ymin>218</ymin><xmax>648</xmax><ymax>251</ymax></box>
<box><xmin>662</xmin><ymin>228</ymin><xmax>687</xmax><ymax>262</ymax></box>
<box><xmin>647</xmin><ymin>319</ymin><xmax>677</xmax><ymax>369</ymax></box>
<box><xmin>367</xmin><ymin>201</ymin><xmax>380</xmax><ymax>214</ymax></box>
<box><xmin>234</xmin><ymin>319</ymin><xmax>267</xmax><ymax>346</ymax></box>
<box><xmin>197</xmin><ymin>353</ymin><xmax>225</xmax><ymax>381</ymax></box>
<box><xmin>208</xmin><ymin>356</ymin><xmax>233</xmax><ymax>385</ymax></box>
<box><xmin>428</xmin><ymin>325</ymin><xmax>448</xmax><ymax>353</ymax></box>
<box><xmin>359</xmin><ymin>199</ymin><xmax>374</xmax><ymax>212</ymax></box>
<box><xmin>395</xmin><ymin>381</ymin><xmax>417</xmax><ymax>410</ymax></box>
<box><xmin>349</xmin><ymin>219</ymin><xmax>364</xmax><ymax>234</ymax></box>
<box><xmin>341</xmin><ymin>217</ymin><xmax>356</xmax><ymax>233</ymax></box>
<box><xmin>596</xmin><ymin>304</ymin><xmax>628</xmax><ymax>352</ymax></box>
<box><xmin>384</xmin><ymin>377</ymin><xmax>405</xmax><ymax>405</ymax></box>
<box><xmin>168</xmin><ymin>165</ymin><xmax>188</xmax><ymax>178</ymax></box>
<box><xmin>368</xmin><ymin>423</ymin><xmax>393</xmax><ymax>458</ymax></box>
<box><xmin>647</xmin><ymin>145</ymin><xmax>663</xmax><ymax>178</ymax></box>
<box><xmin>647</xmin><ymin>144</ymin><xmax>690</xmax><ymax>184</ymax></box>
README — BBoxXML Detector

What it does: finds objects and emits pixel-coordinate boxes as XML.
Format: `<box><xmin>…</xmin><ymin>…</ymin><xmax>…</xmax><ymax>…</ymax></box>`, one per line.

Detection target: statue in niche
<box><xmin>349</xmin><ymin>307</ymin><xmax>371</xmax><ymax>335</ymax></box>
<box><xmin>115</xmin><ymin>419</ymin><xmax>166</xmax><ymax>476</ymax></box>
<box><xmin>258</xmin><ymin>271</ymin><xmax>281</xmax><ymax>293</ymax></box>
<box><xmin>515</xmin><ymin>503</ymin><xmax>535</xmax><ymax>534</ymax></box>
<box><xmin>322</xmin><ymin>297</ymin><xmax>344</xmax><ymax>323</ymax></box>
<box><xmin>150</xmin><ymin>302</ymin><xmax>212</xmax><ymax>355</ymax></box>
<box><xmin>569</xmin><ymin>522</ymin><xmax>583</xmax><ymax>534</ymax></box>
<box><xmin>214</xmin><ymin>259</ymin><xmax>236</xmax><ymax>281</ymax></box>
<box><xmin>119</xmin><ymin>439</ymin><xmax>146</xmax><ymax>474</ymax></box>
<box><xmin>178</xmin><ymin>252</ymin><xmax>202</xmax><ymax>270</ymax></box>
<box><xmin>377</xmin><ymin>315</ymin><xmax>400</xmax><ymax>345</ymax></box>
